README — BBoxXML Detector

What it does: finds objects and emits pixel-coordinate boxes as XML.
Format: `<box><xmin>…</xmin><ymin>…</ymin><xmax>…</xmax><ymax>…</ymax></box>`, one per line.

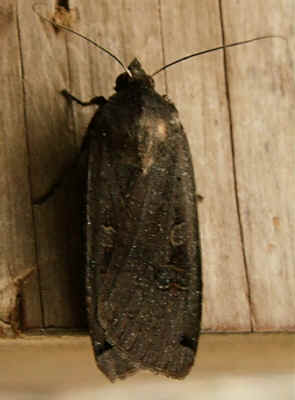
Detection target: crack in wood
<box><xmin>157</xmin><ymin>0</ymin><xmax>168</xmax><ymax>95</ymax></box>
<box><xmin>218</xmin><ymin>0</ymin><xmax>254</xmax><ymax>331</ymax></box>
<box><xmin>15</xmin><ymin>2</ymin><xmax>45</xmax><ymax>329</ymax></box>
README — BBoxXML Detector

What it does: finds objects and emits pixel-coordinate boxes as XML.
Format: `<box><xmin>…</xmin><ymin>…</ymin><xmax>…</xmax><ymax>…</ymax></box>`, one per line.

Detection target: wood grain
<box><xmin>68</xmin><ymin>0</ymin><xmax>165</xmax><ymax>142</ymax></box>
<box><xmin>0</xmin><ymin>0</ymin><xmax>294</xmax><ymax>334</ymax></box>
<box><xmin>221</xmin><ymin>0</ymin><xmax>295</xmax><ymax>330</ymax></box>
<box><xmin>17</xmin><ymin>0</ymin><xmax>85</xmax><ymax>328</ymax></box>
<box><xmin>161</xmin><ymin>0</ymin><xmax>251</xmax><ymax>331</ymax></box>
<box><xmin>0</xmin><ymin>0</ymin><xmax>41</xmax><ymax>335</ymax></box>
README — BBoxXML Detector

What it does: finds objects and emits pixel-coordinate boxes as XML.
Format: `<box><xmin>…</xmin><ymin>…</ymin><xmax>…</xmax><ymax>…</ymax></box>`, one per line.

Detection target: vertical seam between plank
<box><xmin>218</xmin><ymin>0</ymin><xmax>254</xmax><ymax>331</ymax></box>
<box><xmin>15</xmin><ymin>2</ymin><xmax>45</xmax><ymax>328</ymax></box>
<box><xmin>63</xmin><ymin>4</ymin><xmax>78</xmax><ymax>146</ymax></box>
<box><xmin>157</xmin><ymin>0</ymin><xmax>168</xmax><ymax>94</ymax></box>
<box><xmin>118</xmin><ymin>0</ymin><xmax>127</xmax><ymax>66</ymax></box>
<box><xmin>60</xmin><ymin>2</ymin><xmax>82</xmax><ymax>330</ymax></box>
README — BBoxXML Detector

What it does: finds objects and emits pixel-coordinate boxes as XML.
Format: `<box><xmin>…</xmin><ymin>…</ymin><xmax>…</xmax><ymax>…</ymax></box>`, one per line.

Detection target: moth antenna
<box><xmin>32</xmin><ymin>3</ymin><xmax>132</xmax><ymax>78</ymax></box>
<box><xmin>152</xmin><ymin>35</ymin><xmax>286</xmax><ymax>76</ymax></box>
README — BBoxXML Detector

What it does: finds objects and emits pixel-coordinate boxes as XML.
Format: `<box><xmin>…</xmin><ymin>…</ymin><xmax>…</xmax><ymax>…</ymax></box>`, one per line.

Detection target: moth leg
<box><xmin>61</xmin><ymin>90</ymin><xmax>107</xmax><ymax>107</ymax></box>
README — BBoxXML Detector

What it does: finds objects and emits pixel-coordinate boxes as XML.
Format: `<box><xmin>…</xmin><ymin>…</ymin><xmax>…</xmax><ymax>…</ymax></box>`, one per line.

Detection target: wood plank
<box><xmin>16</xmin><ymin>0</ymin><xmax>165</xmax><ymax>328</ymax></box>
<box><xmin>2</xmin><ymin>0</ymin><xmax>293</xmax><ymax>332</ymax></box>
<box><xmin>68</xmin><ymin>0</ymin><xmax>165</xmax><ymax>142</ymax></box>
<box><xmin>0</xmin><ymin>334</ymin><xmax>294</xmax><ymax>395</ymax></box>
<box><xmin>160</xmin><ymin>0</ymin><xmax>251</xmax><ymax>331</ymax></box>
<box><xmin>221</xmin><ymin>1</ymin><xmax>295</xmax><ymax>330</ymax></box>
<box><xmin>0</xmin><ymin>0</ymin><xmax>41</xmax><ymax>335</ymax></box>
<box><xmin>17</xmin><ymin>0</ymin><xmax>85</xmax><ymax>328</ymax></box>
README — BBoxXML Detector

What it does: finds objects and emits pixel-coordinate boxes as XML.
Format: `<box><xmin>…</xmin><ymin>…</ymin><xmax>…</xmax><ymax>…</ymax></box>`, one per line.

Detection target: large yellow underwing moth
<box><xmin>33</xmin><ymin>4</ymin><xmax>280</xmax><ymax>382</ymax></box>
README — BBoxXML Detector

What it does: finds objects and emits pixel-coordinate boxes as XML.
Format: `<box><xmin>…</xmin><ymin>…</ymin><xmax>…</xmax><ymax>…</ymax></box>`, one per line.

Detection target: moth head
<box><xmin>115</xmin><ymin>58</ymin><xmax>155</xmax><ymax>92</ymax></box>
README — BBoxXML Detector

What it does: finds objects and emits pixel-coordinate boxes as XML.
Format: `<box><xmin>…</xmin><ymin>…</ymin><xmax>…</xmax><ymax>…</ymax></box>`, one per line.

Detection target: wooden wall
<box><xmin>1</xmin><ymin>0</ymin><xmax>294</xmax><ymax>336</ymax></box>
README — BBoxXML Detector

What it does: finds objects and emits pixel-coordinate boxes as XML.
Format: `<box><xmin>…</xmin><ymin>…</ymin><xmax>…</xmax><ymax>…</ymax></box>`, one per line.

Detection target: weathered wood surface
<box><xmin>221</xmin><ymin>0</ymin><xmax>295</xmax><ymax>331</ymax></box>
<box><xmin>0</xmin><ymin>0</ymin><xmax>294</xmax><ymax>335</ymax></box>
<box><xmin>0</xmin><ymin>0</ymin><xmax>42</xmax><ymax>336</ymax></box>
<box><xmin>1</xmin><ymin>334</ymin><xmax>294</xmax><ymax>395</ymax></box>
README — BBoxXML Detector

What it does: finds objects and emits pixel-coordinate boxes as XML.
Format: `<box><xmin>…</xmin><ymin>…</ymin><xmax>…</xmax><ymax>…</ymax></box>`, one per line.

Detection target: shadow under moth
<box><xmin>33</xmin><ymin>4</ymin><xmax>278</xmax><ymax>382</ymax></box>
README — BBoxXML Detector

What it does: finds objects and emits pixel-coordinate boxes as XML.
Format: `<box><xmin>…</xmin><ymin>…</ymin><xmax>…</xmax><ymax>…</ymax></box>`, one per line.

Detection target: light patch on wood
<box><xmin>0</xmin><ymin>268</ymin><xmax>35</xmax><ymax>335</ymax></box>
<box><xmin>272</xmin><ymin>216</ymin><xmax>280</xmax><ymax>231</ymax></box>
<box><xmin>268</xmin><ymin>243</ymin><xmax>276</xmax><ymax>252</ymax></box>
<box><xmin>0</xmin><ymin>268</ymin><xmax>34</xmax><ymax>294</ymax></box>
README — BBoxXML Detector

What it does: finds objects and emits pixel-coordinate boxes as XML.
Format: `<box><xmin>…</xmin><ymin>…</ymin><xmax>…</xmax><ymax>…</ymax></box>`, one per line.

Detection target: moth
<box><xmin>84</xmin><ymin>58</ymin><xmax>202</xmax><ymax>380</ymax></box>
<box><xmin>33</xmin><ymin>3</ymin><xmax>276</xmax><ymax>382</ymax></box>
